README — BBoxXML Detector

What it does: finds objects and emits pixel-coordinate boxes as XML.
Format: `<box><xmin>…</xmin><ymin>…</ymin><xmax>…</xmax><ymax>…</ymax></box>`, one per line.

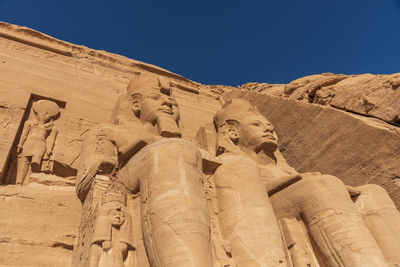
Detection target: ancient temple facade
<box><xmin>0</xmin><ymin>22</ymin><xmax>399</xmax><ymax>267</ymax></box>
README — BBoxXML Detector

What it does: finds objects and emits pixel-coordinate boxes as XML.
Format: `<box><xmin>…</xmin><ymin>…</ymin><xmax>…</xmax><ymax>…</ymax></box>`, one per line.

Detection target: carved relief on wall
<box><xmin>1</xmin><ymin>96</ymin><xmax>65</xmax><ymax>185</ymax></box>
<box><xmin>0</xmin><ymin>102</ymin><xmax>24</xmax><ymax>179</ymax></box>
<box><xmin>15</xmin><ymin>99</ymin><xmax>60</xmax><ymax>184</ymax></box>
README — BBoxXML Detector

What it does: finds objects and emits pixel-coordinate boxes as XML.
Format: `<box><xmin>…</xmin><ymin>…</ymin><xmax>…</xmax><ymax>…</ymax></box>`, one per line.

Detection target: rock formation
<box><xmin>0</xmin><ymin>21</ymin><xmax>399</xmax><ymax>266</ymax></box>
<box><xmin>240</xmin><ymin>72</ymin><xmax>400</xmax><ymax>125</ymax></box>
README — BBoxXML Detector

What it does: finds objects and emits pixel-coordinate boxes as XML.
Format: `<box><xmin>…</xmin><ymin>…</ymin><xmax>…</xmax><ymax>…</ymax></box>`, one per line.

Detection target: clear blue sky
<box><xmin>0</xmin><ymin>0</ymin><xmax>399</xmax><ymax>86</ymax></box>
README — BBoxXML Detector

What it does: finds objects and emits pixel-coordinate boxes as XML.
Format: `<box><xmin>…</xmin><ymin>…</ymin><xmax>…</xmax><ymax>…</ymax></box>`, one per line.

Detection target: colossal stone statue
<box><xmin>112</xmin><ymin>73</ymin><xmax>212</xmax><ymax>267</ymax></box>
<box><xmin>75</xmin><ymin>75</ymin><xmax>400</xmax><ymax>267</ymax></box>
<box><xmin>75</xmin><ymin>73</ymin><xmax>213</xmax><ymax>267</ymax></box>
<box><xmin>76</xmin><ymin>74</ymin><xmax>180</xmax><ymax>203</ymax></box>
<box><xmin>211</xmin><ymin>104</ymin><xmax>291</xmax><ymax>265</ymax></box>
<box><xmin>213</xmin><ymin>99</ymin><xmax>400</xmax><ymax>267</ymax></box>
<box><xmin>16</xmin><ymin>99</ymin><xmax>60</xmax><ymax>185</ymax></box>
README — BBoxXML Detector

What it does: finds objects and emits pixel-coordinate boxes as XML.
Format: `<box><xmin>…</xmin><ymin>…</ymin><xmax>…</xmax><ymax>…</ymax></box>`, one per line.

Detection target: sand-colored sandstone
<box><xmin>0</xmin><ymin>21</ymin><xmax>399</xmax><ymax>266</ymax></box>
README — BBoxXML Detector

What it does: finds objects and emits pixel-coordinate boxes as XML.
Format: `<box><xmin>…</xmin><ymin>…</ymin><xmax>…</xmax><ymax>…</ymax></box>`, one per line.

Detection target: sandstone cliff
<box><xmin>239</xmin><ymin>72</ymin><xmax>400</xmax><ymax>125</ymax></box>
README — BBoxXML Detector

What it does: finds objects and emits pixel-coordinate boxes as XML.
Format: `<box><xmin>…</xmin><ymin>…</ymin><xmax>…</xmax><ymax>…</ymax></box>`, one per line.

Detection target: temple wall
<box><xmin>0</xmin><ymin>22</ymin><xmax>222</xmax><ymax>266</ymax></box>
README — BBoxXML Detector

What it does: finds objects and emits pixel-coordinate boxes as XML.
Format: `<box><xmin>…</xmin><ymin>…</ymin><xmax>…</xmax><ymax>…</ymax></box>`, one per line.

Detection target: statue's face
<box><xmin>108</xmin><ymin>207</ymin><xmax>126</xmax><ymax>227</ymax></box>
<box><xmin>238</xmin><ymin>114</ymin><xmax>278</xmax><ymax>152</ymax></box>
<box><xmin>35</xmin><ymin>112</ymin><xmax>51</xmax><ymax>124</ymax></box>
<box><xmin>136</xmin><ymin>90</ymin><xmax>180</xmax><ymax>124</ymax></box>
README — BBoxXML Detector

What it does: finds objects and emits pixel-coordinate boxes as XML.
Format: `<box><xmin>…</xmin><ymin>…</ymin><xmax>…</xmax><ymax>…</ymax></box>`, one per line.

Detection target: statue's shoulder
<box><xmin>217</xmin><ymin>153</ymin><xmax>258</xmax><ymax>169</ymax></box>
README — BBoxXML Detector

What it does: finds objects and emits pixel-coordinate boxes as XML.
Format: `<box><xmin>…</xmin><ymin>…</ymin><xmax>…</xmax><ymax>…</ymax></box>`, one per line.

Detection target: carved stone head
<box><xmin>107</xmin><ymin>205</ymin><xmax>126</xmax><ymax>227</ymax></box>
<box><xmin>127</xmin><ymin>73</ymin><xmax>181</xmax><ymax>137</ymax></box>
<box><xmin>32</xmin><ymin>100</ymin><xmax>60</xmax><ymax>124</ymax></box>
<box><xmin>214</xmin><ymin>99</ymin><xmax>278</xmax><ymax>156</ymax></box>
<box><xmin>92</xmin><ymin>190</ymin><xmax>134</xmax><ymax>248</ymax></box>
<box><xmin>101</xmin><ymin>190</ymin><xmax>128</xmax><ymax>227</ymax></box>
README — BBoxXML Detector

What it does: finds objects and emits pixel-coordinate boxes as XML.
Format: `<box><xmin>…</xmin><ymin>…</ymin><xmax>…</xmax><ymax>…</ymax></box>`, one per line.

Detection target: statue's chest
<box><xmin>30</xmin><ymin>125</ymin><xmax>52</xmax><ymax>136</ymax></box>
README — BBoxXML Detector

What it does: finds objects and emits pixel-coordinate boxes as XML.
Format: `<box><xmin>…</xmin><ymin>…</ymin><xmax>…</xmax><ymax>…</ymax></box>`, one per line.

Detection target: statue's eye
<box><xmin>251</xmin><ymin>122</ymin><xmax>260</xmax><ymax>126</ymax></box>
<box><xmin>149</xmin><ymin>94</ymin><xmax>160</xmax><ymax>100</ymax></box>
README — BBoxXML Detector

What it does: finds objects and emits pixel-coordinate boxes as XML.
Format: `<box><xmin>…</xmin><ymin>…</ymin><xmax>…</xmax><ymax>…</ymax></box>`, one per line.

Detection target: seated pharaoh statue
<box><xmin>211</xmin><ymin>99</ymin><xmax>400</xmax><ymax>267</ymax></box>
<box><xmin>75</xmin><ymin>75</ymin><xmax>399</xmax><ymax>267</ymax></box>
<box><xmin>75</xmin><ymin>73</ymin><xmax>213</xmax><ymax>267</ymax></box>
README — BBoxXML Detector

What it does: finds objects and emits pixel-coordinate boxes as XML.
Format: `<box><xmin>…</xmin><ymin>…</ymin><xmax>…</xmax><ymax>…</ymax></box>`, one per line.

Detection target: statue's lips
<box><xmin>262</xmin><ymin>133</ymin><xmax>275</xmax><ymax>139</ymax></box>
<box><xmin>157</xmin><ymin>108</ymin><xmax>174</xmax><ymax>115</ymax></box>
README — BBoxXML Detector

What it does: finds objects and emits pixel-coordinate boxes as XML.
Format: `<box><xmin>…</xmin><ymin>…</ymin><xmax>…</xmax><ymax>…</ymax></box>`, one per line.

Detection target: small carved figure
<box><xmin>90</xmin><ymin>190</ymin><xmax>135</xmax><ymax>267</ymax></box>
<box><xmin>15</xmin><ymin>99</ymin><xmax>60</xmax><ymax>185</ymax></box>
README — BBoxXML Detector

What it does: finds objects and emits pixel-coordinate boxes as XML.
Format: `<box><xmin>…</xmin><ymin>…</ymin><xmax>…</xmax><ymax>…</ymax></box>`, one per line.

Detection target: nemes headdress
<box><xmin>214</xmin><ymin>98</ymin><xmax>259</xmax><ymax>130</ymax></box>
<box><xmin>126</xmin><ymin>72</ymin><xmax>171</xmax><ymax>96</ymax></box>
<box><xmin>213</xmin><ymin>99</ymin><xmax>262</xmax><ymax>155</ymax></box>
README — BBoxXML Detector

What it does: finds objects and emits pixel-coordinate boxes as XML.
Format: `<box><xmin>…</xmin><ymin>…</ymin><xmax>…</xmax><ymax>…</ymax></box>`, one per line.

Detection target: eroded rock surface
<box><xmin>0</xmin><ymin>181</ymin><xmax>80</xmax><ymax>266</ymax></box>
<box><xmin>240</xmin><ymin>72</ymin><xmax>400</xmax><ymax>124</ymax></box>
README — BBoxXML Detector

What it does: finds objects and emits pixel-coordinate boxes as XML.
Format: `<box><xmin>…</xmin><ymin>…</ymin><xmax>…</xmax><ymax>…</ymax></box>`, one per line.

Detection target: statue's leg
<box><xmin>15</xmin><ymin>156</ymin><xmax>30</xmax><ymax>185</ymax></box>
<box><xmin>354</xmin><ymin>184</ymin><xmax>400</xmax><ymax>266</ymax></box>
<box><xmin>121</xmin><ymin>139</ymin><xmax>212</xmax><ymax>267</ymax></box>
<box><xmin>88</xmin><ymin>244</ymin><xmax>101</xmax><ymax>267</ymax></box>
<box><xmin>214</xmin><ymin>155</ymin><xmax>287</xmax><ymax>267</ymax></box>
<box><xmin>270</xmin><ymin>175</ymin><xmax>387</xmax><ymax>267</ymax></box>
<box><xmin>31</xmin><ymin>154</ymin><xmax>43</xmax><ymax>172</ymax></box>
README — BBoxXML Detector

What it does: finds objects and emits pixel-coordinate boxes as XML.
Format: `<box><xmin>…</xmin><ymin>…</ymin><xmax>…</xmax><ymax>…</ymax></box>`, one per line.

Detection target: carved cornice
<box><xmin>0</xmin><ymin>21</ymin><xmax>200</xmax><ymax>93</ymax></box>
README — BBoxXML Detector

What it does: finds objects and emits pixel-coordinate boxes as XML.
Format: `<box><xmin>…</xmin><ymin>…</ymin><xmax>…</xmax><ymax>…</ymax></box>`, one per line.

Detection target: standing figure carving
<box><xmin>90</xmin><ymin>190</ymin><xmax>135</xmax><ymax>267</ymax></box>
<box><xmin>16</xmin><ymin>99</ymin><xmax>59</xmax><ymax>185</ymax></box>
<box><xmin>213</xmin><ymin>99</ymin><xmax>400</xmax><ymax>267</ymax></box>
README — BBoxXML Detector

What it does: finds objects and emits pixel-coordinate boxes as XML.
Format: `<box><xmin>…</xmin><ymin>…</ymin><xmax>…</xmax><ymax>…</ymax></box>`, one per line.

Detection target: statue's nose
<box><xmin>264</xmin><ymin>125</ymin><xmax>274</xmax><ymax>133</ymax></box>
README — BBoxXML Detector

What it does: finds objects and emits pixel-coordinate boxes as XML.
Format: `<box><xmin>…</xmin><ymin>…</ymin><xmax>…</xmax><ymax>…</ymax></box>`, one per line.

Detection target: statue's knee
<box><xmin>303</xmin><ymin>174</ymin><xmax>345</xmax><ymax>193</ymax></box>
<box><xmin>355</xmin><ymin>184</ymin><xmax>395</xmax><ymax>207</ymax></box>
<box><xmin>298</xmin><ymin>175</ymin><xmax>359</xmax><ymax>212</ymax></box>
<box><xmin>31</xmin><ymin>156</ymin><xmax>42</xmax><ymax>172</ymax></box>
<box><xmin>356</xmin><ymin>184</ymin><xmax>388</xmax><ymax>196</ymax></box>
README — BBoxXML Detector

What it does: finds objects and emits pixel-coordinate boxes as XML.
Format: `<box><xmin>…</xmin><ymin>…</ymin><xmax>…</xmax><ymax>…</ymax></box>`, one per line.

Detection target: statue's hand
<box><xmin>43</xmin><ymin>149</ymin><xmax>52</xmax><ymax>160</ymax></box>
<box><xmin>102</xmin><ymin>240</ymin><xmax>112</xmax><ymax>251</ymax></box>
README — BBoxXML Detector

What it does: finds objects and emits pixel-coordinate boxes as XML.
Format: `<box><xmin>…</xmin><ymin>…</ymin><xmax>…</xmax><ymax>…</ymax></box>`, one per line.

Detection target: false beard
<box><xmin>157</xmin><ymin>115</ymin><xmax>181</xmax><ymax>138</ymax></box>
